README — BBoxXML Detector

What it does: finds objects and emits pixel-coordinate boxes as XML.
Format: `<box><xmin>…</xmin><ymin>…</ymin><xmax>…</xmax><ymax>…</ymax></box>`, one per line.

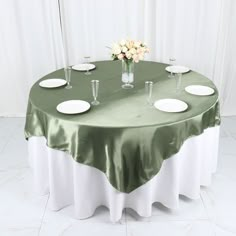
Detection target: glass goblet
<box><xmin>145</xmin><ymin>81</ymin><xmax>153</xmax><ymax>106</ymax></box>
<box><xmin>84</xmin><ymin>56</ymin><xmax>92</xmax><ymax>75</ymax></box>
<box><xmin>169</xmin><ymin>57</ymin><xmax>176</xmax><ymax>78</ymax></box>
<box><xmin>91</xmin><ymin>80</ymin><xmax>100</xmax><ymax>105</ymax></box>
<box><xmin>175</xmin><ymin>73</ymin><xmax>182</xmax><ymax>94</ymax></box>
<box><xmin>64</xmin><ymin>66</ymin><xmax>72</xmax><ymax>89</ymax></box>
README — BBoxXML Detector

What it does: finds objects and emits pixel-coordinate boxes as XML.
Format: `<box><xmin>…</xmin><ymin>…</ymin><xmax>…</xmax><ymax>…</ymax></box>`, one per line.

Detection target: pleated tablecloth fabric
<box><xmin>28</xmin><ymin>126</ymin><xmax>219</xmax><ymax>222</ymax></box>
<box><xmin>25</xmin><ymin>60</ymin><xmax>220</xmax><ymax>194</ymax></box>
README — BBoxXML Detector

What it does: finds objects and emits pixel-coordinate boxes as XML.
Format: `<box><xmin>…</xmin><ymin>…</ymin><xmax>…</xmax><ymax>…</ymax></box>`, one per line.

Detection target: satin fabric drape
<box><xmin>28</xmin><ymin>126</ymin><xmax>219</xmax><ymax>222</ymax></box>
<box><xmin>25</xmin><ymin>61</ymin><xmax>220</xmax><ymax>193</ymax></box>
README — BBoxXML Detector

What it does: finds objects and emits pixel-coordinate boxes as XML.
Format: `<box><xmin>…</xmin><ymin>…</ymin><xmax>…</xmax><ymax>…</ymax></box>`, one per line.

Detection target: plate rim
<box><xmin>185</xmin><ymin>85</ymin><xmax>215</xmax><ymax>96</ymax></box>
<box><xmin>39</xmin><ymin>78</ymin><xmax>67</xmax><ymax>88</ymax></box>
<box><xmin>154</xmin><ymin>98</ymin><xmax>188</xmax><ymax>113</ymax></box>
<box><xmin>72</xmin><ymin>63</ymin><xmax>96</xmax><ymax>71</ymax></box>
<box><xmin>56</xmin><ymin>99</ymin><xmax>91</xmax><ymax>115</ymax></box>
<box><xmin>165</xmin><ymin>65</ymin><xmax>190</xmax><ymax>74</ymax></box>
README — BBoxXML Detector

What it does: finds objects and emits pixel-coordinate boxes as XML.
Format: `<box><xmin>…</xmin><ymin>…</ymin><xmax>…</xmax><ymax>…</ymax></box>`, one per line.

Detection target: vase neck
<box><xmin>122</xmin><ymin>60</ymin><xmax>134</xmax><ymax>74</ymax></box>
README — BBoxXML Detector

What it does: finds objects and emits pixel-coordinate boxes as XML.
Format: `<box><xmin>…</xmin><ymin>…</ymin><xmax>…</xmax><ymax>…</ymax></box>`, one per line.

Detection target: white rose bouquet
<box><xmin>111</xmin><ymin>39</ymin><xmax>149</xmax><ymax>63</ymax></box>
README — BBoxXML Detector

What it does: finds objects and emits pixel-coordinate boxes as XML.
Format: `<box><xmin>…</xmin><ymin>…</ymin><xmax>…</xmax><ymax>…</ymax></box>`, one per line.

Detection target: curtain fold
<box><xmin>0</xmin><ymin>0</ymin><xmax>64</xmax><ymax>116</ymax></box>
<box><xmin>0</xmin><ymin>0</ymin><xmax>235</xmax><ymax>115</ymax></box>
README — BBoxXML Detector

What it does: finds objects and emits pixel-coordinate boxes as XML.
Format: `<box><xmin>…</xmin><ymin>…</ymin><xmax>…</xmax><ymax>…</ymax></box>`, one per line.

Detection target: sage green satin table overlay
<box><xmin>25</xmin><ymin>61</ymin><xmax>220</xmax><ymax>193</ymax></box>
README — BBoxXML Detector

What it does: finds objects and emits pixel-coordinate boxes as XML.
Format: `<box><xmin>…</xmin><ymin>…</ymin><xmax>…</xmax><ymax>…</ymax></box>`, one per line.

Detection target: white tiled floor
<box><xmin>0</xmin><ymin>117</ymin><xmax>236</xmax><ymax>236</ymax></box>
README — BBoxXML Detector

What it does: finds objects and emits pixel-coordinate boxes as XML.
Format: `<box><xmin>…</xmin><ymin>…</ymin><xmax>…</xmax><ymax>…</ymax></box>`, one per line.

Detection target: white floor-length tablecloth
<box><xmin>28</xmin><ymin>126</ymin><xmax>219</xmax><ymax>222</ymax></box>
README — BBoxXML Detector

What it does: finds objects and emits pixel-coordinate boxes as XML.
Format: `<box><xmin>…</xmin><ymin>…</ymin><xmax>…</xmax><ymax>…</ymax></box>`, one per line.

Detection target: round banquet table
<box><xmin>25</xmin><ymin>60</ymin><xmax>220</xmax><ymax>222</ymax></box>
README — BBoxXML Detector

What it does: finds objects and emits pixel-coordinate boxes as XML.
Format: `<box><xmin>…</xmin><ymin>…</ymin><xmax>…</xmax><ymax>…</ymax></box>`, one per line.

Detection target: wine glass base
<box><xmin>146</xmin><ymin>102</ymin><xmax>153</xmax><ymax>107</ymax></box>
<box><xmin>65</xmin><ymin>85</ymin><xmax>72</xmax><ymax>89</ymax></box>
<box><xmin>168</xmin><ymin>74</ymin><xmax>175</xmax><ymax>79</ymax></box>
<box><xmin>175</xmin><ymin>89</ymin><xmax>181</xmax><ymax>95</ymax></box>
<box><xmin>122</xmin><ymin>84</ymin><xmax>134</xmax><ymax>89</ymax></box>
<box><xmin>91</xmin><ymin>101</ymin><xmax>100</xmax><ymax>105</ymax></box>
<box><xmin>85</xmin><ymin>71</ymin><xmax>92</xmax><ymax>75</ymax></box>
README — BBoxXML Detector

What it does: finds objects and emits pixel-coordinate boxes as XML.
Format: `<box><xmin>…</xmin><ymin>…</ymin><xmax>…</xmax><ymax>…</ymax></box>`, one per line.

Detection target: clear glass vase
<box><xmin>121</xmin><ymin>60</ymin><xmax>134</xmax><ymax>89</ymax></box>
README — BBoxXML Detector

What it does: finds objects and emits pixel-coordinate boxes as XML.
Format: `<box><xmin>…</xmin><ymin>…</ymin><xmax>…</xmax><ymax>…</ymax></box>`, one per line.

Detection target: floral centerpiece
<box><xmin>111</xmin><ymin>39</ymin><xmax>149</xmax><ymax>89</ymax></box>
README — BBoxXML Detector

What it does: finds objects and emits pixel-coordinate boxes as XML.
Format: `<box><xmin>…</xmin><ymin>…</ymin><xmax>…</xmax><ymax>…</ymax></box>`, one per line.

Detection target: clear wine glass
<box><xmin>84</xmin><ymin>56</ymin><xmax>91</xmax><ymax>75</ymax></box>
<box><xmin>91</xmin><ymin>80</ymin><xmax>100</xmax><ymax>105</ymax></box>
<box><xmin>64</xmin><ymin>66</ymin><xmax>72</xmax><ymax>89</ymax></box>
<box><xmin>145</xmin><ymin>81</ymin><xmax>153</xmax><ymax>106</ymax></box>
<box><xmin>169</xmin><ymin>57</ymin><xmax>176</xmax><ymax>78</ymax></box>
<box><xmin>175</xmin><ymin>73</ymin><xmax>182</xmax><ymax>94</ymax></box>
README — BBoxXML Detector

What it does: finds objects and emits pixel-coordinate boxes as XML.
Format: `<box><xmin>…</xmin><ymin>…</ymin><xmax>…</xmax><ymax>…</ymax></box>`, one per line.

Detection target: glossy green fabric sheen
<box><xmin>25</xmin><ymin>61</ymin><xmax>220</xmax><ymax>193</ymax></box>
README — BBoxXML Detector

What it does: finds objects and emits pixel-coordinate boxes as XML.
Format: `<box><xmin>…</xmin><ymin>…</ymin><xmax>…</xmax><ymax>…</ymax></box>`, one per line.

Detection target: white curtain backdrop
<box><xmin>0</xmin><ymin>0</ymin><xmax>236</xmax><ymax>116</ymax></box>
<box><xmin>0</xmin><ymin>0</ymin><xmax>64</xmax><ymax>116</ymax></box>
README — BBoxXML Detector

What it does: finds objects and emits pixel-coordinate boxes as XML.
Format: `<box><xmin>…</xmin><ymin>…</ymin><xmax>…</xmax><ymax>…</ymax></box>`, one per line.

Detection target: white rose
<box><xmin>125</xmin><ymin>51</ymin><xmax>132</xmax><ymax>59</ymax></box>
<box><xmin>112</xmin><ymin>44</ymin><xmax>121</xmax><ymax>55</ymax></box>
<box><xmin>122</xmin><ymin>46</ymin><xmax>128</xmax><ymax>53</ymax></box>
<box><xmin>118</xmin><ymin>53</ymin><xmax>124</xmax><ymax>60</ymax></box>
<box><xmin>130</xmin><ymin>48</ymin><xmax>136</xmax><ymax>54</ymax></box>
<box><xmin>132</xmin><ymin>54</ymin><xmax>140</xmax><ymax>63</ymax></box>
<box><xmin>126</xmin><ymin>40</ymin><xmax>134</xmax><ymax>49</ymax></box>
<box><xmin>137</xmin><ymin>48</ymin><xmax>143</xmax><ymax>54</ymax></box>
<box><xmin>120</xmin><ymin>39</ymin><xmax>126</xmax><ymax>46</ymax></box>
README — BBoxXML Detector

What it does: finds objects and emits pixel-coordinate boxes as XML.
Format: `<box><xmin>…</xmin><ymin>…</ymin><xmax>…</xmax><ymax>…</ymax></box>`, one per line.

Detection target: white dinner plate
<box><xmin>165</xmin><ymin>65</ymin><xmax>190</xmax><ymax>74</ymax></box>
<box><xmin>154</xmin><ymin>99</ymin><xmax>188</xmax><ymax>113</ymax></box>
<box><xmin>72</xmin><ymin>64</ymin><xmax>96</xmax><ymax>71</ymax></box>
<box><xmin>56</xmin><ymin>100</ymin><xmax>91</xmax><ymax>114</ymax></box>
<box><xmin>39</xmin><ymin>78</ymin><xmax>67</xmax><ymax>88</ymax></box>
<box><xmin>185</xmin><ymin>85</ymin><xmax>215</xmax><ymax>96</ymax></box>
